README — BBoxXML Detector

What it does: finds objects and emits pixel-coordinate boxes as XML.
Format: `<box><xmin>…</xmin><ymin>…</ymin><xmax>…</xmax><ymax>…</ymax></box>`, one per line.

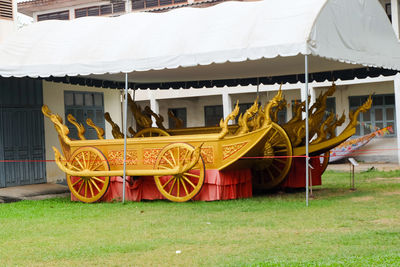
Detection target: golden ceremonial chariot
<box><xmin>43</xmin><ymin>84</ymin><xmax>371</xmax><ymax>203</ymax></box>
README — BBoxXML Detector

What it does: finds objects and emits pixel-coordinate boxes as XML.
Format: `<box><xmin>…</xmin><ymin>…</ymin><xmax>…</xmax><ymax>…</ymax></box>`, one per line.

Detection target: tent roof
<box><xmin>0</xmin><ymin>0</ymin><xmax>399</xmax><ymax>83</ymax></box>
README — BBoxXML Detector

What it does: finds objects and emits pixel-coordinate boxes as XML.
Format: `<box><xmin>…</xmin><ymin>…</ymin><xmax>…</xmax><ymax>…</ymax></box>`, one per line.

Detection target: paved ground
<box><xmin>0</xmin><ymin>163</ymin><xmax>399</xmax><ymax>203</ymax></box>
<box><xmin>0</xmin><ymin>183</ymin><xmax>69</xmax><ymax>203</ymax></box>
<box><xmin>327</xmin><ymin>162</ymin><xmax>400</xmax><ymax>172</ymax></box>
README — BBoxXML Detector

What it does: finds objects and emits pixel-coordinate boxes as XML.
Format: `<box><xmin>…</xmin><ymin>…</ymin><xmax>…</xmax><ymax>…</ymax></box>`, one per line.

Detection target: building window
<box><xmin>132</xmin><ymin>0</ymin><xmax>188</xmax><ymax>10</ymax></box>
<box><xmin>112</xmin><ymin>2</ymin><xmax>126</xmax><ymax>13</ymax></box>
<box><xmin>0</xmin><ymin>0</ymin><xmax>13</xmax><ymax>20</ymax></box>
<box><xmin>168</xmin><ymin>108</ymin><xmax>187</xmax><ymax>129</ymax></box>
<box><xmin>349</xmin><ymin>94</ymin><xmax>395</xmax><ymax>137</ymax></box>
<box><xmin>325</xmin><ymin>97</ymin><xmax>336</xmax><ymax>120</ymax></box>
<box><xmin>386</xmin><ymin>3</ymin><xmax>392</xmax><ymax>22</ymax></box>
<box><xmin>64</xmin><ymin>91</ymin><xmax>105</xmax><ymax>140</ymax></box>
<box><xmin>204</xmin><ymin>105</ymin><xmax>223</xmax><ymax>127</ymax></box>
<box><xmin>75</xmin><ymin>3</ymin><xmax>125</xmax><ymax>19</ymax></box>
<box><xmin>37</xmin><ymin>10</ymin><xmax>69</xmax><ymax>21</ymax></box>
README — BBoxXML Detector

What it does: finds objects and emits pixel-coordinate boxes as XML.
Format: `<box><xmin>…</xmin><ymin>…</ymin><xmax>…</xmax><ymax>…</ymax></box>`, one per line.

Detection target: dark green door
<box><xmin>0</xmin><ymin>78</ymin><xmax>46</xmax><ymax>187</ymax></box>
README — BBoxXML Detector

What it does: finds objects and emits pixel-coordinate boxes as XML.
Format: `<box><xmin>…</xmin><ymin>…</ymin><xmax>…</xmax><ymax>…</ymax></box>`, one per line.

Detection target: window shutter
<box><xmin>0</xmin><ymin>0</ymin><xmax>13</xmax><ymax>20</ymax></box>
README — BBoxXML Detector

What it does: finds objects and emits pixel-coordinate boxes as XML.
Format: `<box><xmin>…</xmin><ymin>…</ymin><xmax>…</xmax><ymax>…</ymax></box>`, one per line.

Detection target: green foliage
<box><xmin>0</xmin><ymin>170</ymin><xmax>399</xmax><ymax>266</ymax></box>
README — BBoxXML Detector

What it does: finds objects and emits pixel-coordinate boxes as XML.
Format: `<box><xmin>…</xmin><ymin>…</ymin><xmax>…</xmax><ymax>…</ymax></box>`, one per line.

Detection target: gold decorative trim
<box><xmin>143</xmin><ymin>148</ymin><xmax>162</xmax><ymax>165</ymax></box>
<box><xmin>222</xmin><ymin>142</ymin><xmax>248</xmax><ymax>160</ymax></box>
<box><xmin>201</xmin><ymin>147</ymin><xmax>214</xmax><ymax>164</ymax></box>
<box><xmin>108</xmin><ymin>150</ymin><xmax>138</xmax><ymax>165</ymax></box>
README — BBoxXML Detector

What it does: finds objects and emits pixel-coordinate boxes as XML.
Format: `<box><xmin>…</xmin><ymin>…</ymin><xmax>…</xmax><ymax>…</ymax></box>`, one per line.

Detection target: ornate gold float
<box><xmin>43</xmin><ymin>84</ymin><xmax>371</xmax><ymax>203</ymax></box>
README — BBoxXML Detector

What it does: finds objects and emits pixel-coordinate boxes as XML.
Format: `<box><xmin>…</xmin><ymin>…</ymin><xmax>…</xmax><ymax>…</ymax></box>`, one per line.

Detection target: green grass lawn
<box><xmin>1</xmin><ymin>170</ymin><xmax>400</xmax><ymax>266</ymax></box>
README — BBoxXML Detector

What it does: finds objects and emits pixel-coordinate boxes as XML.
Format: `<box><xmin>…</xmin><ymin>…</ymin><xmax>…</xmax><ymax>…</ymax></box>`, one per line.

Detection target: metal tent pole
<box><xmin>122</xmin><ymin>73</ymin><xmax>129</xmax><ymax>203</ymax></box>
<box><xmin>305</xmin><ymin>55</ymin><xmax>309</xmax><ymax>206</ymax></box>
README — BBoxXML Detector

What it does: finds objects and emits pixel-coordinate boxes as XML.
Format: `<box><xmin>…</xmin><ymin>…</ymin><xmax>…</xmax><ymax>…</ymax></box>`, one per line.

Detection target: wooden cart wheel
<box><xmin>134</xmin><ymin>127</ymin><xmax>170</xmax><ymax>138</ymax></box>
<box><xmin>67</xmin><ymin>147</ymin><xmax>110</xmax><ymax>203</ymax></box>
<box><xmin>154</xmin><ymin>143</ymin><xmax>205</xmax><ymax>202</ymax></box>
<box><xmin>253</xmin><ymin>122</ymin><xmax>293</xmax><ymax>190</ymax></box>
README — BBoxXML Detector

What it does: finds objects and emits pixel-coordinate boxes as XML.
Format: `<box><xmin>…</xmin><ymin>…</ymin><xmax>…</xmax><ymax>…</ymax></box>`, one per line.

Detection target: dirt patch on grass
<box><xmin>371</xmin><ymin>218</ymin><xmax>399</xmax><ymax>226</ymax></box>
<box><xmin>382</xmin><ymin>191</ymin><xmax>400</xmax><ymax>196</ymax></box>
<box><xmin>368</xmin><ymin>177</ymin><xmax>400</xmax><ymax>183</ymax></box>
<box><xmin>351</xmin><ymin>196</ymin><xmax>374</xmax><ymax>202</ymax></box>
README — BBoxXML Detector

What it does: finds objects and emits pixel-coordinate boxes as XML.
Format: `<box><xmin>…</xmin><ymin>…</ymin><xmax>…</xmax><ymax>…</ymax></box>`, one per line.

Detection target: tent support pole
<box><xmin>304</xmin><ymin>55</ymin><xmax>309</xmax><ymax>207</ymax></box>
<box><xmin>122</xmin><ymin>73</ymin><xmax>129</xmax><ymax>203</ymax></box>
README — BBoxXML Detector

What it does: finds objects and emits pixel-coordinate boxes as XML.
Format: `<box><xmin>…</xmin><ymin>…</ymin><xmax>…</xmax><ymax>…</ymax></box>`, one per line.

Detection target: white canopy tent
<box><xmin>1</xmin><ymin>0</ymin><xmax>400</xmax><ymax>204</ymax></box>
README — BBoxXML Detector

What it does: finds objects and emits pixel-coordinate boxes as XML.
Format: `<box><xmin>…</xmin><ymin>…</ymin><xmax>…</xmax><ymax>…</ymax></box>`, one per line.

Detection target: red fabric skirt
<box><xmin>71</xmin><ymin>169</ymin><xmax>252</xmax><ymax>202</ymax></box>
<box><xmin>282</xmin><ymin>157</ymin><xmax>323</xmax><ymax>188</ymax></box>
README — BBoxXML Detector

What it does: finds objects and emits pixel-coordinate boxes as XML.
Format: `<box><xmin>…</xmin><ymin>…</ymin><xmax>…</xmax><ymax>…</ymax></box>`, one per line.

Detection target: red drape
<box><xmin>282</xmin><ymin>157</ymin><xmax>323</xmax><ymax>188</ymax></box>
<box><xmin>71</xmin><ymin>169</ymin><xmax>252</xmax><ymax>202</ymax></box>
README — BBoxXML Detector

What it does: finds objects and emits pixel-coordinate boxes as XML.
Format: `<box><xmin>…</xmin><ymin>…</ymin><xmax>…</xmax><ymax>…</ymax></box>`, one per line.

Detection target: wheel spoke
<box><xmin>69</xmin><ymin>164</ymin><xmax>81</xmax><ymax>171</ymax></box>
<box><xmin>77</xmin><ymin>178</ymin><xmax>84</xmax><ymax>194</ymax></box>
<box><xmin>180</xmin><ymin>178</ymin><xmax>189</xmax><ymax>196</ymax></box>
<box><xmin>274</xmin><ymin>158</ymin><xmax>287</xmax><ymax>165</ymax></box>
<box><xmin>88</xmin><ymin>155</ymin><xmax>98</xmax><ymax>170</ymax></box>
<box><xmin>92</xmin><ymin>161</ymin><xmax>105</xmax><ymax>171</ymax></box>
<box><xmin>91</xmin><ymin>176</ymin><xmax>105</xmax><ymax>184</ymax></box>
<box><xmin>75</xmin><ymin>155</ymin><xmax>85</xmax><ymax>170</ymax></box>
<box><xmin>271</xmin><ymin>140</ymin><xmax>284</xmax><ymax>147</ymax></box>
<box><xmin>266</xmin><ymin>168</ymin><xmax>274</xmax><ymax>180</ymax></box>
<box><xmin>176</xmin><ymin>178</ymin><xmax>180</xmax><ymax>197</ymax></box>
<box><xmin>86</xmin><ymin>152</ymin><xmax>91</xmax><ymax>170</ymax></box>
<box><xmin>90</xmin><ymin>178</ymin><xmax>101</xmax><ymax>192</ymax></box>
<box><xmin>71</xmin><ymin>177</ymin><xmax>83</xmax><ymax>187</ymax></box>
<box><xmin>159</xmin><ymin>165</ymin><xmax>170</xmax><ymax>170</ymax></box>
<box><xmin>269</xmin><ymin>129</ymin><xmax>278</xmax><ymax>142</ymax></box>
<box><xmin>182</xmin><ymin>176</ymin><xmax>196</xmax><ymax>189</ymax></box>
<box><xmin>270</xmin><ymin>163</ymin><xmax>282</xmax><ymax>174</ymax></box>
<box><xmin>184</xmin><ymin>172</ymin><xmax>200</xmax><ymax>179</ymax></box>
<box><xmin>168</xmin><ymin>178</ymin><xmax>177</xmax><ymax>195</ymax></box>
<box><xmin>162</xmin><ymin>155</ymin><xmax>174</xmax><ymax>168</ymax></box>
<box><xmin>82</xmin><ymin>152</ymin><xmax>87</xmax><ymax>169</ymax></box>
<box><xmin>168</xmin><ymin>149</ymin><xmax>177</xmax><ymax>166</ymax></box>
<box><xmin>88</xmin><ymin>180</ymin><xmax>95</xmax><ymax>198</ymax></box>
<box><xmin>182</xmin><ymin>149</ymin><xmax>189</xmax><ymax>165</ymax></box>
<box><xmin>84</xmin><ymin>181</ymin><xmax>88</xmax><ymax>197</ymax></box>
<box><xmin>162</xmin><ymin>176</ymin><xmax>174</xmax><ymax>189</ymax></box>
<box><xmin>274</xmin><ymin>148</ymin><xmax>287</xmax><ymax>153</ymax></box>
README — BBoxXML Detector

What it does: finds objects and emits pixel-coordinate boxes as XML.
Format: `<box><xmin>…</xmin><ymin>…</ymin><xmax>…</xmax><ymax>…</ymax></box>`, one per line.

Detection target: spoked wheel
<box><xmin>253</xmin><ymin>122</ymin><xmax>293</xmax><ymax>190</ymax></box>
<box><xmin>67</xmin><ymin>147</ymin><xmax>110</xmax><ymax>203</ymax></box>
<box><xmin>134</xmin><ymin>128</ymin><xmax>170</xmax><ymax>138</ymax></box>
<box><xmin>154</xmin><ymin>143</ymin><xmax>205</xmax><ymax>202</ymax></box>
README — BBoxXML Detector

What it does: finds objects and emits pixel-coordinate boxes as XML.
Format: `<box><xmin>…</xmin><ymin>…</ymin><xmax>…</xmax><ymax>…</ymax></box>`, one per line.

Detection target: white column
<box><xmin>69</xmin><ymin>8</ymin><xmax>75</xmax><ymax>20</ymax></box>
<box><xmin>222</xmin><ymin>92</ymin><xmax>233</xmax><ymax>125</ymax></box>
<box><xmin>394</xmin><ymin>74</ymin><xmax>400</xmax><ymax>164</ymax></box>
<box><xmin>126</xmin><ymin>0</ymin><xmax>133</xmax><ymax>13</ymax></box>
<box><xmin>391</xmin><ymin>0</ymin><xmax>400</xmax><ymax>39</ymax></box>
<box><xmin>300</xmin><ymin>84</ymin><xmax>312</xmax><ymax>119</ymax></box>
<box><xmin>310</xmin><ymin>87</ymin><xmax>316</xmax><ymax>107</ymax></box>
<box><xmin>149</xmin><ymin>93</ymin><xmax>159</xmax><ymax>127</ymax></box>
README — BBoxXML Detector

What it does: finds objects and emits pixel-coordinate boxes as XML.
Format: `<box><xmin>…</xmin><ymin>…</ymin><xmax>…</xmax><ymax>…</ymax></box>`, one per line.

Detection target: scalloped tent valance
<box><xmin>0</xmin><ymin>0</ymin><xmax>399</xmax><ymax>82</ymax></box>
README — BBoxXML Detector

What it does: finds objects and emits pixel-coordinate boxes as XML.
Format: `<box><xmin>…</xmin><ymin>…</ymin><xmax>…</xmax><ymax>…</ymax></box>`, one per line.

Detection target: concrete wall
<box><xmin>43</xmin><ymin>81</ymin><xmax>122</xmax><ymax>183</ymax></box>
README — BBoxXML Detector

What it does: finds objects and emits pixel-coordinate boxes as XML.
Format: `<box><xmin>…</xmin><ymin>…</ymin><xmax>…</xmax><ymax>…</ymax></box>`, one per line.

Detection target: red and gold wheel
<box><xmin>134</xmin><ymin>127</ymin><xmax>170</xmax><ymax>138</ymax></box>
<box><xmin>253</xmin><ymin>122</ymin><xmax>293</xmax><ymax>190</ymax></box>
<box><xmin>67</xmin><ymin>147</ymin><xmax>110</xmax><ymax>203</ymax></box>
<box><xmin>154</xmin><ymin>143</ymin><xmax>205</xmax><ymax>202</ymax></box>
